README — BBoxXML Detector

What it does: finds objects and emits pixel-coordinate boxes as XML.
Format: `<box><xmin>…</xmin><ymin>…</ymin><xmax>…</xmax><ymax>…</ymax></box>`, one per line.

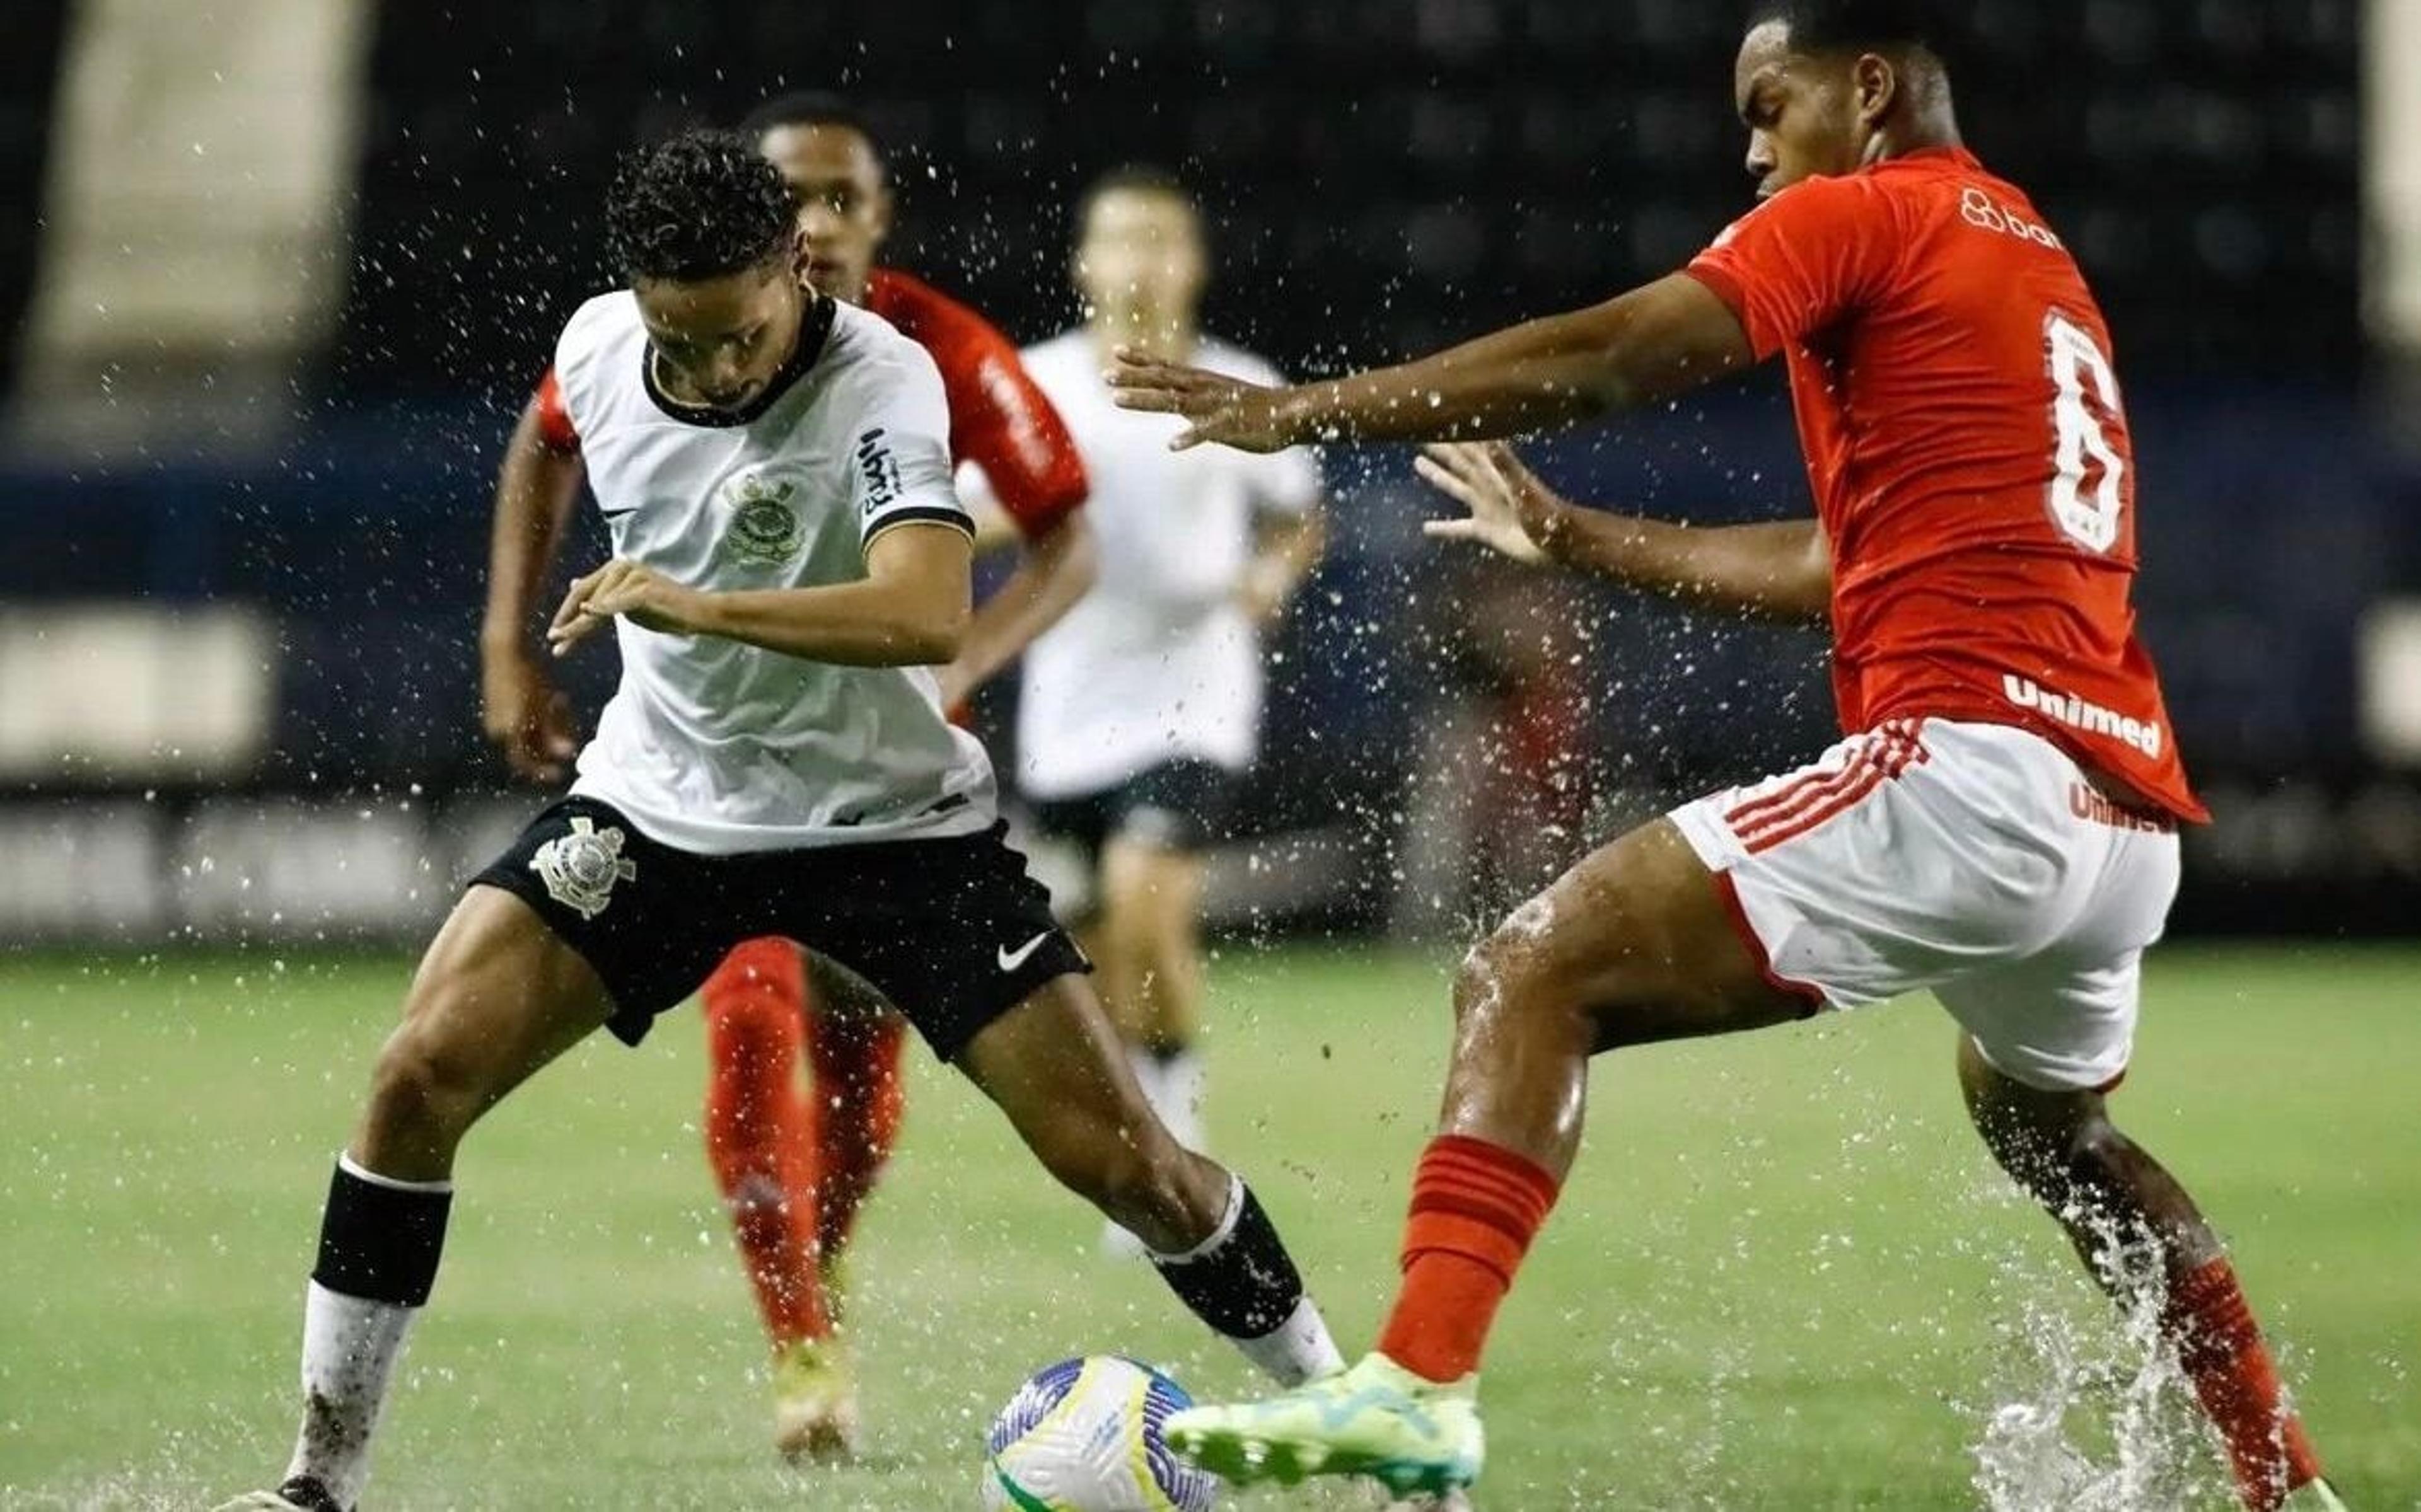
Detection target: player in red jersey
<box><xmin>1110</xmin><ymin>4</ymin><xmax>2344</xmax><ymax>1506</ymax></box>
<box><xmin>477</xmin><ymin>93</ymin><xmax>1102</xmax><ymax>1458</ymax></box>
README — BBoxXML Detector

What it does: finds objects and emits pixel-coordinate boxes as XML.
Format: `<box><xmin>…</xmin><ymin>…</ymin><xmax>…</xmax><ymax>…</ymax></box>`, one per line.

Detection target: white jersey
<box><xmin>550</xmin><ymin>291</ymin><xmax>993</xmax><ymax>854</ymax></box>
<box><xmin>1005</xmin><ymin>330</ymin><xmax>1321</xmax><ymax>799</ymax></box>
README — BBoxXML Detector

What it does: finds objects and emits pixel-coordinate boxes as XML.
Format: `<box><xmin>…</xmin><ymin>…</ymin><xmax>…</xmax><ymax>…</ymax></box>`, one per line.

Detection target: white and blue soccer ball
<box><xmin>981</xmin><ymin>1354</ymin><xmax>1219</xmax><ymax>1511</ymax></box>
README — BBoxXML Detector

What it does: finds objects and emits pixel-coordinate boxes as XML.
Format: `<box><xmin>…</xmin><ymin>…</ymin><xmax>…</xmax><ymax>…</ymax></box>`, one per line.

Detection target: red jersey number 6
<box><xmin>2045</xmin><ymin>311</ymin><xmax>2127</xmax><ymax>554</ymax></box>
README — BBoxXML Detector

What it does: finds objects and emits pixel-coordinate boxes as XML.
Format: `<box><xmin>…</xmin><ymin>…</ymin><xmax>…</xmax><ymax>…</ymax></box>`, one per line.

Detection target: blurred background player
<box><xmin>475</xmin><ymin>93</ymin><xmax>1098</xmax><ymax>1458</ymax></box>
<box><xmin>998</xmin><ymin>169</ymin><xmax>1325</xmax><ymax>1253</ymax></box>
<box><xmin>1112</xmin><ymin>4</ymin><xmax>2344</xmax><ymax>1507</ymax></box>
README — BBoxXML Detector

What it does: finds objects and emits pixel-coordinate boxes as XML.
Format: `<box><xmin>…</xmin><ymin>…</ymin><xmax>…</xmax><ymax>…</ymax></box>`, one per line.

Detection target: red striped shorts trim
<box><xmin>1722</xmin><ymin>719</ymin><xmax>1931</xmax><ymax>855</ymax></box>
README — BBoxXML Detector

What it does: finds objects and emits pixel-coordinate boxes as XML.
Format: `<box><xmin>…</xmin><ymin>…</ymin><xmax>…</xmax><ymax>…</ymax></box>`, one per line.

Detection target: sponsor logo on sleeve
<box><xmin>856</xmin><ymin>427</ymin><xmax>905</xmax><ymax>517</ymax></box>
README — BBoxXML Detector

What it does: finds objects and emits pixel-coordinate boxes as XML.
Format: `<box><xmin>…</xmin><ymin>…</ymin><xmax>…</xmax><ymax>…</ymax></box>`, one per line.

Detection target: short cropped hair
<box><xmin>604</xmin><ymin>127</ymin><xmax>796</xmax><ymax>283</ymax></box>
<box><xmin>1749</xmin><ymin>0</ymin><xmax>1940</xmax><ymax>54</ymax></box>
<box><xmin>739</xmin><ymin>90</ymin><xmax>883</xmax><ymax>160</ymax></box>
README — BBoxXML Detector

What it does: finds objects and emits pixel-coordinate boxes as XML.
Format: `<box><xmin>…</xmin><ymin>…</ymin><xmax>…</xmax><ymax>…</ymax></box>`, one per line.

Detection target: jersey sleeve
<box><xmin>854</xmin><ymin>345</ymin><xmax>974</xmax><ymax>552</ymax></box>
<box><xmin>1684</xmin><ymin>173</ymin><xmax>1900</xmax><ymax>359</ymax></box>
<box><xmin>531</xmin><ymin>367</ymin><xmax>581</xmax><ymax>453</ymax></box>
<box><xmin>933</xmin><ymin>313</ymin><xmax>1088</xmax><ymax>540</ymax></box>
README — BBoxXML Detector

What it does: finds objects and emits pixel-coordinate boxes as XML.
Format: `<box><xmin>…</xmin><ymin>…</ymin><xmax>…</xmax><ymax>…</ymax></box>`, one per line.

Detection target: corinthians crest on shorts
<box><xmin>529</xmin><ymin>815</ymin><xmax>638</xmax><ymax>920</ymax></box>
<box><xmin>717</xmin><ymin>467</ymin><xmax>807</xmax><ymax>567</ymax></box>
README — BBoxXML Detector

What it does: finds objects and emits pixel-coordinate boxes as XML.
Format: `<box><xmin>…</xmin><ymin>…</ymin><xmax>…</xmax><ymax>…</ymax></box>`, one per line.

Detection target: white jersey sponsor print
<box><xmin>550</xmin><ymin>291</ymin><xmax>990</xmax><ymax>854</ymax></box>
<box><xmin>1001</xmin><ymin>331</ymin><xmax>1322</xmax><ymax>799</ymax></box>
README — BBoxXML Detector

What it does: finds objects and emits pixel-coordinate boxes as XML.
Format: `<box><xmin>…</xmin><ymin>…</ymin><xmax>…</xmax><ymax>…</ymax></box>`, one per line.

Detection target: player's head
<box><xmin>1073</xmin><ymin>166</ymin><xmax>1207</xmax><ymax>333</ymax></box>
<box><xmin>1735</xmin><ymin>1</ymin><xmax>1954</xmax><ymax>199</ymax></box>
<box><xmin>605</xmin><ymin>127</ymin><xmax>807</xmax><ymax>412</ymax></box>
<box><xmin>743</xmin><ymin>90</ymin><xmax>892</xmax><ymax>303</ymax></box>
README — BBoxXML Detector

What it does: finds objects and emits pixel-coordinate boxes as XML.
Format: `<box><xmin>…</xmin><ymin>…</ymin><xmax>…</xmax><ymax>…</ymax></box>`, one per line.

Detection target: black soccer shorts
<box><xmin>1026</xmin><ymin>758</ymin><xmax>1241</xmax><ymax>860</ymax></box>
<box><xmin>469</xmin><ymin>797</ymin><xmax>1088</xmax><ymax>1059</ymax></box>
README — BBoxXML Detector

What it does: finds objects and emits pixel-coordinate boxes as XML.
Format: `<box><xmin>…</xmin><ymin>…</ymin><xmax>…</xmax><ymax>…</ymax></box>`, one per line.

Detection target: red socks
<box><xmin>701</xmin><ymin>937</ymin><xmax>910</xmax><ymax>1348</ymax></box>
<box><xmin>701</xmin><ymin>938</ymin><xmax>828</xmax><ymax>1346</ymax></box>
<box><xmin>1376</xmin><ymin>1135</ymin><xmax>1562</xmax><ymax>1384</ymax></box>
<box><xmin>804</xmin><ymin>1001</ymin><xmax>907</xmax><ymax>1265</ymax></box>
<box><xmin>2161</xmin><ymin>1257</ymin><xmax>2324</xmax><ymax>1509</ymax></box>
<box><xmin>1372</xmin><ymin>1137</ymin><xmax>2320</xmax><ymax>1507</ymax></box>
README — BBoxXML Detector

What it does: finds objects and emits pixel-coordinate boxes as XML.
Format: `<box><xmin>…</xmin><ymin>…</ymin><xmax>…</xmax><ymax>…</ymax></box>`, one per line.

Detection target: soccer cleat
<box><xmin>210</xmin><ymin>1476</ymin><xmax>346</xmax><ymax>1512</ymax></box>
<box><xmin>2284</xmin><ymin>1479</ymin><xmax>2350</xmax><ymax>1511</ymax></box>
<box><xmin>771</xmin><ymin>1334</ymin><xmax>860</xmax><ymax>1462</ymax></box>
<box><xmin>1162</xmin><ymin>1350</ymin><xmax>1483</xmax><ymax>1496</ymax></box>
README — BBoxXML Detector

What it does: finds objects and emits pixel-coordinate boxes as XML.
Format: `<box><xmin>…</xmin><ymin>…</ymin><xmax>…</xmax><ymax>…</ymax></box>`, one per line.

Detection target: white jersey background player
<box><xmin>215</xmin><ymin>130</ymin><xmax>1339</xmax><ymax>1512</ymax></box>
<box><xmin>992</xmin><ymin>169</ymin><xmax>1325</xmax><ymax>1233</ymax></box>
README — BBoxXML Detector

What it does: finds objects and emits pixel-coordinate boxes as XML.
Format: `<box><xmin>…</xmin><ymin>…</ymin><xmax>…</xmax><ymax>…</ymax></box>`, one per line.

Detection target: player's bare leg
<box><xmin>1100</xmin><ymin>834</ymin><xmax>1211</xmax><ymax>1135</ymax></box>
<box><xmin>956</xmin><ymin>974</ymin><xmax>1342</xmax><ymax>1387</ymax></box>
<box><xmin>219</xmin><ymin>887</ymin><xmax>615</xmax><ymax>1512</ymax></box>
<box><xmin>1093</xmin><ymin>835</ymin><xmax>1213</xmax><ymax>1255</ymax></box>
<box><xmin>1165</xmin><ymin>817</ymin><xmax>1804</xmax><ymax>1492</ymax></box>
<box><xmin>1958</xmin><ymin>1041</ymin><xmax>2338</xmax><ymax>1510</ymax></box>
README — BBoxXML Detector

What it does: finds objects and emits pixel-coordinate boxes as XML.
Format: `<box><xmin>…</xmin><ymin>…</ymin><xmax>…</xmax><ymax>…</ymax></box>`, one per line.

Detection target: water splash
<box><xmin>1966</xmin><ymin>1216</ymin><xmax>2232</xmax><ymax>1511</ymax></box>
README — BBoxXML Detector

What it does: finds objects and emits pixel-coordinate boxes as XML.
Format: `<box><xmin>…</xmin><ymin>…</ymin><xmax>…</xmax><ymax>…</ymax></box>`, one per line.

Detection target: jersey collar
<box><xmin>640</xmin><ymin>291</ymin><xmax>837</xmax><ymax>429</ymax></box>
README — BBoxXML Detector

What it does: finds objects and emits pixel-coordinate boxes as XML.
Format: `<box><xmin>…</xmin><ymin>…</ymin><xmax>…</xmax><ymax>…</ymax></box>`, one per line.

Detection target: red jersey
<box><xmin>530</xmin><ymin>267</ymin><xmax>1088</xmax><ymax>540</ymax></box>
<box><xmin>1685</xmin><ymin>147</ymin><xmax>2204</xmax><ymax>821</ymax></box>
<box><xmin>860</xmin><ymin>268</ymin><xmax>1087</xmax><ymax>539</ymax></box>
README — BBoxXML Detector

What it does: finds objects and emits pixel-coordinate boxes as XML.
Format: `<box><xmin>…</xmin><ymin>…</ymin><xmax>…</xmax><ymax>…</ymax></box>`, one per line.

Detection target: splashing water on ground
<box><xmin>1966</xmin><ymin>1215</ymin><xmax>2233</xmax><ymax>1512</ymax></box>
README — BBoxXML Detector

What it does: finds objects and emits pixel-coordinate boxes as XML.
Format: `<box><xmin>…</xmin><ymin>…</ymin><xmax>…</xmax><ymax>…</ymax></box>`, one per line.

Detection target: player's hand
<box><xmin>546</xmin><ymin>559</ymin><xmax>709</xmax><ymax>655</ymax></box>
<box><xmin>1414</xmin><ymin>442</ymin><xmax>1562</xmax><ymax>565</ymax></box>
<box><xmin>1106</xmin><ymin>347</ymin><xmax>1298</xmax><ymax>453</ymax></box>
<box><xmin>480</xmin><ymin>649</ymin><xmax>579</xmax><ymax>783</ymax></box>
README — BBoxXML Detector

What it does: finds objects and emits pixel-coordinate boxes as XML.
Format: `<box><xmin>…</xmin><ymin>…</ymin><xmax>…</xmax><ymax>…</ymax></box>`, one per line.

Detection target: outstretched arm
<box><xmin>546</xmin><ymin>522</ymin><xmax>974</xmax><ymax>667</ymax></box>
<box><xmin>1108</xmin><ymin>273</ymin><xmax>1752</xmax><ymax>453</ymax></box>
<box><xmin>479</xmin><ymin>388</ymin><xmax>589</xmax><ymax>782</ymax></box>
<box><xmin>1418</xmin><ymin>442</ymin><xmax>1830</xmax><ymax>623</ymax></box>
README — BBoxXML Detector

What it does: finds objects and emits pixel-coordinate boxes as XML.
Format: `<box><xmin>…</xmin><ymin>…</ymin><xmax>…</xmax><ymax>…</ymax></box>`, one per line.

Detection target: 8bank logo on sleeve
<box><xmin>854</xmin><ymin>427</ymin><xmax>904</xmax><ymax>517</ymax></box>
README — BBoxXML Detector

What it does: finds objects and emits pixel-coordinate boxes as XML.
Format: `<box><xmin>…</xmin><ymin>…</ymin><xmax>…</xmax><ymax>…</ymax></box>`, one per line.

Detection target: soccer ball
<box><xmin>981</xmin><ymin>1355</ymin><xmax>1219</xmax><ymax>1511</ymax></box>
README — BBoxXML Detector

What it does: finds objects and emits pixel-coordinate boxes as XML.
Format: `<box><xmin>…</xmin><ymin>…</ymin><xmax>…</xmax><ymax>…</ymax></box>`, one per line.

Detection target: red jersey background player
<box><xmin>476</xmin><ymin>93</ymin><xmax>1098</xmax><ymax>1458</ymax></box>
<box><xmin>1110</xmin><ymin>3</ymin><xmax>2343</xmax><ymax>1508</ymax></box>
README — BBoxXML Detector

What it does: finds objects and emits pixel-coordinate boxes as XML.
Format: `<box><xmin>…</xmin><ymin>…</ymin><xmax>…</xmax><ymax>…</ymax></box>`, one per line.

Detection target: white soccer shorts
<box><xmin>1669</xmin><ymin>717</ymin><xmax>2181</xmax><ymax>1092</ymax></box>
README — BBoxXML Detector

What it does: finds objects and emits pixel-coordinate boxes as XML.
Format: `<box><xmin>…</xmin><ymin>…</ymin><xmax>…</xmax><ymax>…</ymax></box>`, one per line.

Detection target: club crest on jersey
<box><xmin>854</xmin><ymin>427</ymin><xmax>903</xmax><ymax>517</ymax></box>
<box><xmin>717</xmin><ymin>469</ymin><xmax>806</xmax><ymax>567</ymax></box>
<box><xmin>528</xmin><ymin>816</ymin><xmax>638</xmax><ymax>920</ymax></box>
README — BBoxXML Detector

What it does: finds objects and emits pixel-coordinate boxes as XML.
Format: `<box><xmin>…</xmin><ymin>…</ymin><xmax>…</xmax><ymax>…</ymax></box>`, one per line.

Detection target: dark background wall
<box><xmin>0</xmin><ymin>0</ymin><xmax>2410</xmax><ymax>940</ymax></box>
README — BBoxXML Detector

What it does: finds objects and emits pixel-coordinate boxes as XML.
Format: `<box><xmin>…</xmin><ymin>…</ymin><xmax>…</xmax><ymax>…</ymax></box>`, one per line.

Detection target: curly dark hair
<box><xmin>604</xmin><ymin>127</ymin><xmax>795</xmax><ymax>283</ymax></box>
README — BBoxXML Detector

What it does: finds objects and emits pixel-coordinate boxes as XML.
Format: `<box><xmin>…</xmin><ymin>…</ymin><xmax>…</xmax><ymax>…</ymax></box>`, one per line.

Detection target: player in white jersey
<box><xmin>215</xmin><ymin>131</ymin><xmax>1339</xmax><ymax>1512</ymax></box>
<box><xmin>1001</xmin><ymin>170</ymin><xmax>1324</xmax><ymax>1223</ymax></box>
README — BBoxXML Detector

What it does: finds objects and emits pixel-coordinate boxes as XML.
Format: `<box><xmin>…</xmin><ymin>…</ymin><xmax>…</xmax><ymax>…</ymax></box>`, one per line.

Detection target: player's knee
<box><xmin>365</xmin><ymin>1017</ymin><xmax>494</xmax><ymax>1148</ymax></box>
<box><xmin>1454</xmin><ymin>903</ymin><xmax>1573</xmax><ymax>1025</ymax></box>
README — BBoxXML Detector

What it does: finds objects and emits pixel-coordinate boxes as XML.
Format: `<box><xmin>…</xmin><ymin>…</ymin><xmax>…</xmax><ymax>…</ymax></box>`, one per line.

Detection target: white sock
<box><xmin>1154</xmin><ymin>1047</ymin><xmax>1208</xmax><ymax>1153</ymax></box>
<box><xmin>1234</xmin><ymin>1293</ymin><xmax>1346</xmax><ymax>1387</ymax></box>
<box><xmin>282</xmin><ymin>1281</ymin><xmax>417</xmax><ymax>1505</ymax></box>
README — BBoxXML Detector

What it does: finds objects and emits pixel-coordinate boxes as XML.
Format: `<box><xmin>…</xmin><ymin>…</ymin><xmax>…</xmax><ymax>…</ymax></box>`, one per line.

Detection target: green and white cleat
<box><xmin>1162</xmin><ymin>1351</ymin><xmax>1483</xmax><ymax>1496</ymax></box>
<box><xmin>771</xmin><ymin>1334</ymin><xmax>859</xmax><ymax>1462</ymax></box>
<box><xmin>2284</xmin><ymin>1479</ymin><xmax>2350</xmax><ymax>1511</ymax></box>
